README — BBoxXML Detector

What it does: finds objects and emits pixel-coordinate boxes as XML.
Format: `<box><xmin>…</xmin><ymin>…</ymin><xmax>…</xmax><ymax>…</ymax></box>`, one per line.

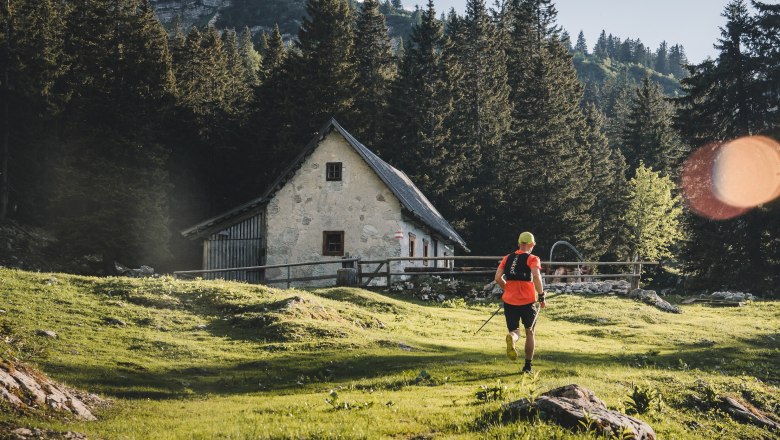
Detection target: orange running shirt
<box><xmin>499</xmin><ymin>251</ymin><xmax>541</xmax><ymax>306</ymax></box>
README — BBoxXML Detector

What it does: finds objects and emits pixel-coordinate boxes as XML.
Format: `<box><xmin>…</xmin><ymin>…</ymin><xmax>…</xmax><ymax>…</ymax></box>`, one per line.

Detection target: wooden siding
<box><xmin>204</xmin><ymin>213</ymin><xmax>265</xmax><ymax>282</ymax></box>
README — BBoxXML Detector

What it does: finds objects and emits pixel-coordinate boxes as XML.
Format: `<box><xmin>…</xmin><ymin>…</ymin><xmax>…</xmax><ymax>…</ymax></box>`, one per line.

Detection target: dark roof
<box><xmin>181</xmin><ymin>118</ymin><xmax>468</xmax><ymax>251</ymax></box>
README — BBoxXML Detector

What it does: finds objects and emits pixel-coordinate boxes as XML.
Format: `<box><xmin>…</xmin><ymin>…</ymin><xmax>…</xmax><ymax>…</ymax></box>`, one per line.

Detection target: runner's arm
<box><xmin>494</xmin><ymin>267</ymin><xmax>506</xmax><ymax>289</ymax></box>
<box><xmin>531</xmin><ymin>267</ymin><xmax>545</xmax><ymax>306</ymax></box>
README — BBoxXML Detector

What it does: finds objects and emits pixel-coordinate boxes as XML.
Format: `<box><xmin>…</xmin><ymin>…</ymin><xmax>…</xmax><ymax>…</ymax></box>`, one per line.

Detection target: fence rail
<box><xmin>174</xmin><ymin>256</ymin><xmax>657</xmax><ymax>290</ymax></box>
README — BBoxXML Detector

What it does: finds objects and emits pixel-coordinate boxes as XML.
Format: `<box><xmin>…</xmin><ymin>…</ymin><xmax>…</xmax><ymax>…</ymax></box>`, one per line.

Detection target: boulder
<box><xmin>0</xmin><ymin>360</ymin><xmax>104</xmax><ymax>420</ymax></box>
<box><xmin>36</xmin><ymin>330</ymin><xmax>58</xmax><ymax>339</ymax></box>
<box><xmin>628</xmin><ymin>289</ymin><xmax>681</xmax><ymax>314</ymax></box>
<box><xmin>505</xmin><ymin>384</ymin><xmax>656</xmax><ymax>439</ymax></box>
<box><xmin>711</xmin><ymin>291</ymin><xmax>754</xmax><ymax>302</ymax></box>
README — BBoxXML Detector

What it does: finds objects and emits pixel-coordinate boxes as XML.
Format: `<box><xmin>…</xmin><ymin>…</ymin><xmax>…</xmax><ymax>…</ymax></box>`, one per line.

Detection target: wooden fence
<box><xmin>174</xmin><ymin>256</ymin><xmax>657</xmax><ymax>290</ymax></box>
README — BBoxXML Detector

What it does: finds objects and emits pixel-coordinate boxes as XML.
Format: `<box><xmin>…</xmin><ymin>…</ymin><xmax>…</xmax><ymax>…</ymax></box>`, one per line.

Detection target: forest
<box><xmin>0</xmin><ymin>0</ymin><xmax>778</xmax><ymax>293</ymax></box>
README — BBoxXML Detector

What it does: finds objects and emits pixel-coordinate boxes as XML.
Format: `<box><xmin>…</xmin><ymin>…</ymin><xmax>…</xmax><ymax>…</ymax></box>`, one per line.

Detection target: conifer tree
<box><xmin>654</xmin><ymin>41</ymin><xmax>670</xmax><ymax>74</ymax></box>
<box><xmin>282</xmin><ymin>0</ymin><xmax>356</xmax><ymax>144</ymax></box>
<box><xmin>583</xmin><ymin>104</ymin><xmax>629</xmax><ymax>260</ymax></box>
<box><xmin>221</xmin><ymin>28</ymin><xmax>254</xmax><ymax>121</ymax></box>
<box><xmin>55</xmin><ymin>0</ymin><xmax>175</xmax><ymax>271</ymax></box>
<box><xmin>621</xmin><ymin>77</ymin><xmax>683</xmax><ymax>176</ymax></box>
<box><xmin>574</xmin><ymin>30</ymin><xmax>587</xmax><ymax>54</ymax></box>
<box><xmin>504</xmin><ymin>0</ymin><xmax>597</xmax><ymax>258</ymax></box>
<box><xmin>239</xmin><ymin>27</ymin><xmax>262</xmax><ymax>87</ymax></box>
<box><xmin>676</xmin><ymin>0</ymin><xmax>779</xmax><ymax>292</ymax></box>
<box><xmin>384</xmin><ymin>0</ymin><xmax>457</xmax><ymax>198</ymax></box>
<box><xmin>0</xmin><ymin>0</ymin><xmax>67</xmax><ymax>221</ymax></box>
<box><xmin>560</xmin><ymin>30</ymin><xmax>571</xmax><ymax>51</ymax></box>
<box><xmin>593</xmin><ymin>30</ymin><xmax>608</xmax><ymax>59</ymax></box>
<box><xmin>668</xmin><ymin>44</ymin><xmax>688</xmax><ymax>78</ymax></box>
<box><xmin>260</xmin><ymin>24</ymin><xmax>286</xmax><ymax>81</ymax></box>
<box><xmin>445</xmin><ymin>0</ymin><xmax>512</xmax><ymax>253</ymax></box>
<box><xmin>351</xmin><ymin>0</ymin><xmax>396</xmax><ymax>142</ymax></box>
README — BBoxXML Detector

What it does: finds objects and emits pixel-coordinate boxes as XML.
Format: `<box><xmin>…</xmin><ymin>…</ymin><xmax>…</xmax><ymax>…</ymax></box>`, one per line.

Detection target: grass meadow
<box><xmin>0</xmin><ymin>268</ymin><xmax>778</xmax><ymax>439</ymax></box>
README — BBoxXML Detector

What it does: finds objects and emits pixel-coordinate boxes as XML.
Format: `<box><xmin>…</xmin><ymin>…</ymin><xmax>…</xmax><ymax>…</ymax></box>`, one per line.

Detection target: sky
<box><xmin>409</xmin><ymin>0</ymin><xmax>736</xmax><ymax>63</ymax></box>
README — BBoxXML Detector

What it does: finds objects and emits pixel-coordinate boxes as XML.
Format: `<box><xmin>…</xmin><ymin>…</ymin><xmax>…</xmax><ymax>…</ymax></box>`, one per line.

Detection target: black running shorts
<box><xmin>504</xmin><ymin>302</ymin><xmax>538</xmax><ymax>331</ymax></box>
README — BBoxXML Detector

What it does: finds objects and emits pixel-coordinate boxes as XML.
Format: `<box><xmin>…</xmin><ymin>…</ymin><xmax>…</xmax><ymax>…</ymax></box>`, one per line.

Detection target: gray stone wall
<box><xmin>264</xmin><ymin>132</ymin><xmax>450</xmax><ymax>286</ymax></box>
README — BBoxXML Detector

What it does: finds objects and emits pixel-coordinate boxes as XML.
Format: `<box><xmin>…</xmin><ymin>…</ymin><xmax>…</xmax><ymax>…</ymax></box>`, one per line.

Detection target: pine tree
<box><xmin>239</xmin><ymin>27</ymin><xmax>262</xmax><ymax>87</ymax></box>
<box><xmin>0</xmin><ymin>0</ymin><xmax>67</xmax><ymax>222</ymax></box>
<box><xmin>593</xmin><ymin>30</ymin><xmax>608</xmax><ymax>59</ymax></box>
<box><xmin>445</xmin><ymin>0</ymin><xmax>512</xmax><ymax>253</ymax></box>
<box><xmin>221</xmin><ymin>28</ymin><xmax>254</xmax><ymax>121</ymax></box>
<box><xmin>574</xmin><ymin>30</ymin><xmax>587</xmax><ymax>54</ymax></box>
<box><xmin>654</xmin><ymin>41</ymin><xmax>670</xmax><ymax>74</ymax></box>
<box><xmin>504</xmin><ymin>0</ymin><xmax>597</xmax><ymax>258</ymax></box>
<box><xmin>281</xmin><ymin>0</ymin><xmax>356</xmax><ymax>148</ymax></box>
<box><xmin>260</xmin><ymin>24</ymin><xmax>286</xmax><ymax>81</ymax></box>
<box><xmin>676</xmin><ymin>0</ymin><xmax>780</xmax><ymax>292</ymax></box>
<box><xmin>633</xmin><ymin>39</ymin><xmax>647</xmax><ymax>65</ymax></box>
<box><xmin>621</xmin><ymin>77</ymin><xmax>683</xmax><ymax>176</ymax></box>
<box><xmin>350</xmin><ymin>0</ymin><xmax>395</xmax><ymax>142</ymax></box>
<box><xmin>583</xmin><ymin>104</ymin><xmax>629</xmax><ymax>260</ymax></box>
<box><xmin>668</xmin><ymin>44</ymin><xmax>688</xmax><ymax>78</ymax></box>
<box><xmin>55</xmin><ymin>0</ymin><xmax>175</xmax><ymax>271</ymax></box>
<box><xmin>384</xmin><ymin>0</ymin><xmax>457</xmax><ymax>198</ymax></box>
<box><xmin>560</xmin><ymin>30</ymin><xmax>571</xmax><ymax>51</ymax></box>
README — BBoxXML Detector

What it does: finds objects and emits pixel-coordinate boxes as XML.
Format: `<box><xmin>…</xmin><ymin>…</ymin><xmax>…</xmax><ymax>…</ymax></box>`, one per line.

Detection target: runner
<box><xmin>493</xmin><ymin>231</ymin><xmax>546</xmax><ymax>374</ymax></box>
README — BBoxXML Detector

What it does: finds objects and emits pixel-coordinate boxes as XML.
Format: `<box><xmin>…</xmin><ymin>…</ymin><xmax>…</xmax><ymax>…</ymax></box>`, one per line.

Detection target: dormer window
<box><xmin>326</xmin><ymin>162</ymin><xmax>342</xmax><ymax>181</ymax></box>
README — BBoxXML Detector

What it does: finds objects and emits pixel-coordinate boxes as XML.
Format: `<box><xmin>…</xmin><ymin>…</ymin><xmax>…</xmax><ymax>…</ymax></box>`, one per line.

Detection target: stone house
<box><xmin>181</xmin><ymin>118</ymin><xmax>468</xmax><ymax>286</ymax></box>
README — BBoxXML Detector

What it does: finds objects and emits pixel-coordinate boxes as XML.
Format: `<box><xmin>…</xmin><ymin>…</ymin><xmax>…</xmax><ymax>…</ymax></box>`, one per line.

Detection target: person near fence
<box><xmin>494</xmin><ymin>231</ymin><xmax>545</xmax><ymax>374</ymax></box>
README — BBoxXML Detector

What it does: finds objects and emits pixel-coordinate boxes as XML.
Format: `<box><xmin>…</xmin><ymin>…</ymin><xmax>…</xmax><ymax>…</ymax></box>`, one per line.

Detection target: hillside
<box><xmin>150</xmin><ymin>0</ymin><xmax>418</xmax><ymax>41</ymax></box>
<box><xmin>0</xmin><ymin>269</ymin><xmax>778</xmax><ymax>438</ymax></box>
<box><xmin>148</xmin><ymin>0</ymin><xmax>681</xmax><ymax>96</ymax></box>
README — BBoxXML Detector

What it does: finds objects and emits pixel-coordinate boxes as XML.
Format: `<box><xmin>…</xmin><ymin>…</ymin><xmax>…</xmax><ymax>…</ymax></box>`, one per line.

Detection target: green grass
<box><xmin>0</xmin><ymin>268</ymin><xmax>778</xmax><ymax>439</ymax></box>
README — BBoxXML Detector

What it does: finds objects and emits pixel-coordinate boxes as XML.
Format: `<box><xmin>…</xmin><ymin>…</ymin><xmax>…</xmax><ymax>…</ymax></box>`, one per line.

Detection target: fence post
<box><xmin>630</xmin><ymin>261</ymin><xmax>639</xmax><ymax>290</ymax></box>
<box><xmin>356</xmin><ymin>259</ymin><xmax>362</xmax><ymax>285</ymax></box>
<box><xmin>287</xmin><ymin>266</ymin><xmax>291</xmax><ymax>289</ymax></box>
<box><xmin>386</xmin><ymin>259</ymin><xmax>391</xmax><ymax>289</ymax></box>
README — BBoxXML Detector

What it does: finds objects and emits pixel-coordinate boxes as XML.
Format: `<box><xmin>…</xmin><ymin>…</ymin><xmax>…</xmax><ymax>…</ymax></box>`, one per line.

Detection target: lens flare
<box><xmin>680</xmin><ymin>142</ymin><xmax>749</xmax><ymax>220</ymax></box>
<box><xmin>712</xmin><ymin>135</ymin><xmax>780</xmax><ymax>208</ymax></box>
<box><xmin>680</xmin><ymin>136</ymin><xmax>780</xmax><ymax>220</ymax></box>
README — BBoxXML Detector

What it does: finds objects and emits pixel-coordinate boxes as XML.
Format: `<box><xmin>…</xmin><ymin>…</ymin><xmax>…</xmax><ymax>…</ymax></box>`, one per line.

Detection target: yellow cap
<box><xmin>518</xmin><ymin>231</ymin><xmax>535</xmax><ymax>244</ymax></box>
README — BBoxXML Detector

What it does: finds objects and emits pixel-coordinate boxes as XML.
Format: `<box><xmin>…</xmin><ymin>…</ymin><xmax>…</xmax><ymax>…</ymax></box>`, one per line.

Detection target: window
<box><xmin>423</xmin><ymin>239</ymin><xmax>429</xmax><ymax>266</ymax></box>
<box><xmin>323</xmin><ymin>231</ymin><xmax>345</xmax><ymax>256</ymax></box>
<box><xmin>408</xmin><ymin>233</ymin><xmax>416</xmax><ymax>257</ymax></box>
<box><xmin>326</xmin><ymin>162</ymin><xmax>342</xmax><ymax>181</ymax></box>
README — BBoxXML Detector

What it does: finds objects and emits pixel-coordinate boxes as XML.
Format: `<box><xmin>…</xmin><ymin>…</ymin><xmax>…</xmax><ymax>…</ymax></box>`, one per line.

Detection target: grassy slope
<box><xmin>0</xmin><ymin>268</ymin><xmax>778</xmax><ymax>439</ymax></box>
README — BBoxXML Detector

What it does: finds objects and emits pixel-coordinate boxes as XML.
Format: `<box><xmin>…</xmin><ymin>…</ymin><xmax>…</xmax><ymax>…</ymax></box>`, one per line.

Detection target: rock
<box><xmin>0</xmin><ymin>361</ymin><xmax>103</xmax><ymax>420</ymax></box>
<box><xmin>102</xmin><ymin>317</ymin><xmax>127</xmax><ymax>326</ymax></box>
<box><xmin>6</xmin><ymin>426</ymin><xmax>88</xmax><ymax>439</ymax></box>
<box><xmin>398</xmin><ymin>343</ymin><xmax>413</xmax><ymax>351</ymax></box>
<box><xmin>421</xmin><ymin>294</ymin><xmax>429</xmax><ymax>301</ymax></box>
<box><xmin>436</xmin><ymin>294</ymin><xmax>446</xmax><ymax>302</ymax></box>
<box><xmin>0</xmin><ymin>309</ymin><xmax>6</xmax><ymax>314</ymax></box>
<box><xmin>711</xmin><ymin>291</ymin><xmax>754</xmax><ymax>301</ymax></box>
<box><xmin>36</xmin><ymin>330</ymin><xmax>58</xmax><ymax>339</ymax></box>
<box><xmin>404</xmin><ymin>282</ymin><xmax>414</xmax><ymax>290</ymax></box>
<box><xmin>629</xmin><ymin>289</ymin><xmax>681</xmax><ymax>314</ymax></box>
<box><xmin>420</xmin><ymin>286</ymin><xmax>432</xmax><ymax>294</ymax></box>
<box><xmin>195</xmin><ymin>324</ymin><xmax>208</xmax><ymax>330</ymax></box>
<box><xmin>505</xmin><ymin>384</ymin><xmax>656</xmax><ymax>440</ymax></box>
<box><xmin>722</xmin><ymin>396</ymin><xmax>780</xmax><ymax>430</ymax></box>
<box><xmin>483</xmin><ymin>281</ymin><xmax>503</xmax><ymax>297</ymax></box>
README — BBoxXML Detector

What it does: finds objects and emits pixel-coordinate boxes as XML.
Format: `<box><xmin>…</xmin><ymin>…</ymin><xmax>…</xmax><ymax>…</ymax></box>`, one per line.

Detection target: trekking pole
<box><xmin>475</xmin><ymin>303</ymin><xmax>503</xmax><ymax>335</ymax></box>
